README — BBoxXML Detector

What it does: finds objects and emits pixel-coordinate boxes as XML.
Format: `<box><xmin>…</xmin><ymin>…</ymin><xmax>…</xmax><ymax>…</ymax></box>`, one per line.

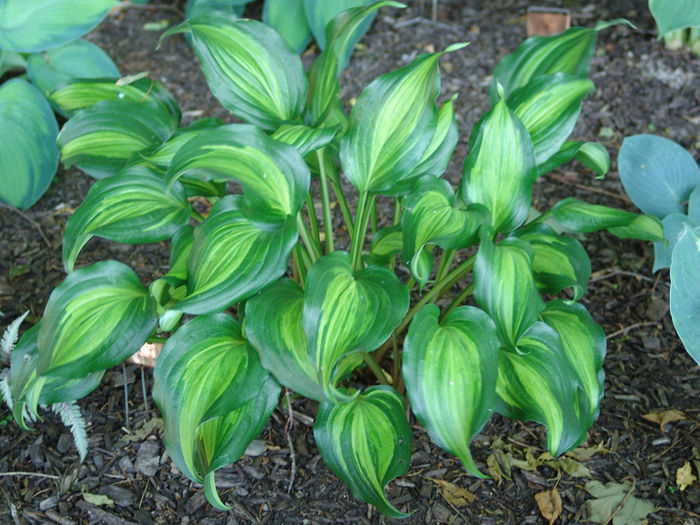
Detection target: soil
<box><xmin>1</xmin><ymin>1</ymin><xmax>699</xmax><ymax>524</ymax></box>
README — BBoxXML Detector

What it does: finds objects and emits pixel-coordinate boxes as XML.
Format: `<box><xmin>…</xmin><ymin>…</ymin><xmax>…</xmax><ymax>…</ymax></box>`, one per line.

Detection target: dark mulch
<box><xmin>1</xmin><ymin>1</ymin><xmax>699</xmax><ymax>524</ymax></box>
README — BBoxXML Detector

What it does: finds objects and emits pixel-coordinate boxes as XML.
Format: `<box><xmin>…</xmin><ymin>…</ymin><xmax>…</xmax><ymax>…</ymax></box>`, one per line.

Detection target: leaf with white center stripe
<box><xmin>340</xmin><ymin>43</ymin><xmax>466</xmax><ymax>195</ymax></box>
<box><xmin>403</xmin><ymin>304</ymin><xmax>499</xmax><ymax>476</ymax></box>
<box><xmin>62</xmin><ymin>165</ymin><xmax>191</xmax><ymax>272</ymax></box>
<box><xmin>160</xmin><ymin>14</ymin><xmax>307</xmax><ymax>130</ymax></box>
<box><xmin>462</xmin><ymin>96</ymin><xmax>537</xmax><ymax>234</ymax></box>
<box><xmin>314</xmin><ymin>386</ymin><xmax>412</xmax><ymax>518</ymax></box>
<box><xmin>36</xmin><ymin>261</ymin><xmax>158</xmax><ymax>379</ymax></box>
<box><xmin>537</xmin><ymin>140</ymin><xmax>610</xmax><ymax>177</ymax></box>
<box><xmin>271</xmin><ymin>124</ymin><xmax>338</xmax><ymax>157</ymax></box>
<box><xmin>153</xmin><ymin>313</ymin><xmax>279</xmax><ymax>509</ymax></box>
<box><xmin>365</xmin><ymin>225</ymin><xmax>402</xmax><ymax>266</ymax></box>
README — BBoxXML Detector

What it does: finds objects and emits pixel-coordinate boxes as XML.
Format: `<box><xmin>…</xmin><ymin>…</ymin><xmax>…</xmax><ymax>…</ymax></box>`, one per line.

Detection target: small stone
<box><xmin>646</xmin><ymin>297</ymin><xmax>668</xmax><ymax>321</ymax></box>
<box><xmin>133</xmin><ymin>509</ymin><xmax>154</xmax><ymax>525</ymax></box>
<box><xmin>185</xmin><ymin>492</ymin><xmax>207</xmax><ymax>514</ymax></box>
<box><xmin>432</xmin><ymin>502</ymin><xmax>452</xmax><ymax>522</ymax></box>
<box><xmin>39</xmin><ymin>495</ymin><xmax>58</xmax><ymax>511</ymax></box>
<box><xmin>101</xmin><ymin>485</ymin><xmax>135</xmax><ymax>507</ymax></box>
<box><xmin>57</xmin><ymin>432</ymin><xmax>73</xmax><ymax>454</ymax></box>
<box><xmin>120</xmin><ymin>456</ymin><xmax>135</xmax><ymax>474</ymax></box>
<box><xmin>642</xmin><ymin>336</ymin><xmax>660</xmax><ymax>350</ymax></box>
<box><xmin>244</xmin><ymin>439</ymin><xmax>267</xmax><ymax>457</ymax></box>
<box><xmin>93</xmin><ymin>453</ymin><xmax>104</xmax><ymax>470</ymax></box>
<box><xmin>135</xmin><ymin>441</ymin><xmax>160</xmax><ymax>477</ymax></box>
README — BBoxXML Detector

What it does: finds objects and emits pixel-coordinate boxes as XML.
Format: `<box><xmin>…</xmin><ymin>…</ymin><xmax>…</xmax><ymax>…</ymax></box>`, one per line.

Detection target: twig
<box><xmin>284</xmin><ymin>389</ymin><xmax>297</xmax><ymax>494</ymax></box>
<box><xmin>602</xmin><ymin>477</ymin><xmax>636</xmax><ymax>525</ymax></box>
<box><xmin>122</xmin><ymin>364</ymin><xmax>130</xmax><ymax>430</ymax></box>
<box><xmin>606</xmin><ymin>322</ymin><xmax>660</xmax><ymax>340</ymax></box>
<box><xmin>590</xmin><ymin>268</ymin><xmax>657</xmax><ymax>284</ymax></box>
<box><xmin>546</xmin><ymin>173</ymin><xmax>632</xmax><ymax>203</ymax></box>
<box><xmin>113</xmin><ymin>1</ymin><xmax>184</xmax><ymax>17</ymax></box>
<box><xmin>0</xmin><ymin>471</ymin><xmax>60</xmax><ymax>479</ymax></box>
<box><xmin>45</xmin><ymin>509</ymin><xmax>76</xmax><ymax>525</ymax></box>
<box><xmin>0</xmin><ymin>485</ymin><xmax>21</xmax><ymax>525</ymax></box>
<box><xmin>0</xmin><ymin>202</ymin><xmax>50</xmax><ymax>247</ymax></box>
<box><xmin>140</xmin><ymin>367</ymin><xmax>149</xmax><ymax>417</ymax></box>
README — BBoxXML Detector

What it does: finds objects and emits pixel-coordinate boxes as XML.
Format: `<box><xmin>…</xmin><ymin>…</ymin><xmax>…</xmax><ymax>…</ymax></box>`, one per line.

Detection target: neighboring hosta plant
<box><xmin>648</xmin><ymin>0</ymin><xmax>700</xmax><ymax>54</ymax></box>
<box><xmin>4</xmin><ymin>3</ymin><xmax>662</xmax><ymax>516</ymax></box>
<box><xmin>618</xmin><ymin>134</ymin><xmax>700</xmax><ymax>365</ymax></box>
<box><xmin>0</xmin><ymin>0</ymin><xmax>120</xmax><ymax>209</ymax></box>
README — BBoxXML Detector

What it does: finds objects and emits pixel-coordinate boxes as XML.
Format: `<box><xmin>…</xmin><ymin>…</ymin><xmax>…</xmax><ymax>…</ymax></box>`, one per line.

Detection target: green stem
<box><xmin>305</xmin><ymin>192</ymin><xmax>321</xmax><ymax>251</ymax></box>
<box><xmin>370</xmin><ymin>198</ymin><xmax>378</xmax><ymax>236</ymax></box>
<box><xmin>293</xmin><ymin>244</ymin><xmax>309</xmax><ymax>287</ymax></box>
<box><xmin>350</xmin><ymin>192</ymin><xmax>372</xmax><ymax>270</ymax></box>
<box><xmin>435</xmin><ymin>249</ymin><xmax>455</xmax><ymax>283</ymax></box>
<box><xmin>190</xmin><ymin>208</ymin><xmax>206</xmax><ymax>222</ymax></box>
<box><xmin>147</xmin><ymin>335</ymin><xmax>168</xmax><ymax>344</ymax></box>
<box><xmin>326</xmin><ymin>162</ymin><xmax>354</xmax><ymax>238</ymax></box>
<box><xmin>296</xmin><ymin>212</ymin><xmax>321</xmax><ymax>262</ymax></box>
<box><xmin>363</xmin><ymin>353</ymin><xmax>389</xmax><ymax>385</ymax></box>
<box><xmin>442</xmin><ymin>281</ymin><xmax>475</xmax><ymax>319</ymax></box>
<box><xmin>316</xmin><ymin>149</ymin><xmax>335</xmax><ymax>254</ymax></box>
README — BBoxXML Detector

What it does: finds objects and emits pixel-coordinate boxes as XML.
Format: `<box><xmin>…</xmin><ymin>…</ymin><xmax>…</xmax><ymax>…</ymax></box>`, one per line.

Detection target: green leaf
<box><xmin>185</xmin><ymin>0</ymin><xmax>251</xmax><ymax>18</ymax></box>
<box><xmin>649</xmin><ymin>0</ymin><xmax>700</xmax><ymax>37</ymax></box>
<box><xmin>497</xmin><ymin>322</ymin><xmax>590</xmax><ymax>456</ymax></box>
<box><xmin>57</xmin><ymin>99</ymin><xmax>179</xmax><ymax>179</ymax></box>
<box><xmin>407</xmin><ymin>94</ymin><xmax>459</xmax><ymax>180</ymax></box>
<box><xmin>152</xmin><ymin>313</ymin><xmax>279</xmax><ymax>508</ymax></box>
<box><xmin>161</xmin><ymin>14</ymin><xmax>307</xmax><ymax>130</ymax></box>
<box><xmin>670</xmin><ymin>226</ymin><xmax>700</xmax><ymax>366</ymax></box>
<box><xmin>513</xmin><ymin>223</ymin><xmax>591</xmax><ymax>300</ymax></box>
<box><xmin>62</xmin><ymin>165</ymin><xmax>192</xmax><ymax>272</ymax></box>
<box><xmin>462</xmin><ymin>96</ymin><xmax>537</xmax><ymax>233</ymax></box>
<box><xmin>0</xmin><ymin>49</ymin><xmax>26</xmax><ymax>76</ymax></box>
<box><xmin>37</xmin><ymin>261</ymin><xmax>158</xmax><ymax>378</ymax></box>
<box><xmin>537</xmin><ymin>140</ymin><xmax>610</xmax><ymax>178</ymax></box>
<box><xmin>271</xmin><ymin>124</ymin><xmax>338</xmax><ymax>157</ymax></box>
<box><xmin>403</xmin><ymin>305</ymin><xmax>500</xmax><ymax>476</ymax></box>
<box><xmin>176</xmin><ymin>196</ymin><xmax>298</xmax><ymax>315</ymax></box>
<box><xmin>263</xmin><ymin>0</ymin><xmax>311</xmax><ymax>53</ymax></box>
<box><xmin>584</xmin><ymin>480</ymin><xmax>655</xmax><ymax>525</ymax></box>
<box><xmin>402</xmin><ymin>177</ymin><xmax>486</xmax><ymax>284</ymax></box>
<box><xmin>474</xmin><ymin>230</ymin><xmax>545</xmax><ymax>348</ymax></box>
<box><xmin>618</xmin><ymin>134</ymin><xmax>700</xmax><ymax>219</ymax></box>
<box><xmin>365</xmin><ymin>225</ymin><xmax>402</xmax><ymax>266</ymax></box>
<box><xmin>314</xmin><ymin>386</ymin><xmax>412</xmax><ymax>518</ymax></box>
<box><xmin>0</xmin><ymin>79</ymin><xmax>59</xmax><ymax>209</ymax></box>
<box><xmin>303</xmin><ymin>252</ymin><xmax>409</xmax><ymax>398</ymax></box>
<box><xmin>653</xmin><ymin>213</ymin><xmax>698</xmax><ymax>272</ymax></box>
<box><xmin>0</xmin><ymin>0</ymin><xmax>118</xmax><ymax>53</ymax></box>
<box><xmin>26</xmin><ymin>39</ymin><xmax>119</xmax><ymax>101</ymax></box>
<box><xmin>167</xmin><ymin>124</ymin><xmax>310</xmax><ymax>223</ymax></box>
<box><xmin>341</xmin><ymin>43</ymin><xmax>466</xmax><ymax>195</ymax></box>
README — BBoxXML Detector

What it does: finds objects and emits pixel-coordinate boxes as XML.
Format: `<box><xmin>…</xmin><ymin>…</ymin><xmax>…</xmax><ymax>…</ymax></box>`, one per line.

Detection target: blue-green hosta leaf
<box><xmin>649</xmin><ymin>0</ymin><xmax>700</xmax><ymax>37</ymax></box>
<box><xmin>271</xmin><ymin>124</ymin><xmax>338</xmax><ymax>157</ymax></box>
<box><xmin>26</xmin><ymin>39</ymin><xmax>119</xmax><ymax>101</ymax></box>
<box><xmin>474</xmin><ymin>230</ymin><xmax>545</xmax><ymax>348</ymax></box>
<box><xmin>403</xmin><ymin>305</ymin><xmax>499</xmax><ymax>476</ymax></box>
<box><xmin>497</xmin><ymin>322</ymin><xmax>590</xmax><ymax>456</ymax></box>
<box><xmin>689</xmin><ymin>186</ymin><xmax>700</xmax><ymax>223</ymax></box>
<box><xmin>365</xmin><ymin>225</ymin><xmax>402</xmax><ymax>266</ymax></box>
<box><xmin>540</xmin><ymin>300</ymin><xmax>605</xmax><ymax>421</ymax></box>
<box><xmin>507</xmin><ymin>73</ymin><xmax>594</xmax><ymax>167</ymax></box>
<box><xmin>152</xmin><ymin>313</ymin><xmax>280</xmax><ymax>509</ymax></box>
<box><xmin>670</xmin><ymin>226</ymin><xmax>700</xmax><ymax>366</ymax></box>
<box><xmin>49</xmin><ymin>77</ymin><xmax>181</xmax><ymax>119</ymax></box>
<box><xmin>62</xmin><ymin>165</ymin><xmax>192</xmax><ymax>272</ymax></box>
<box><xmin>185</xmin><ymin>0</ymin><xmax>252</xmax><ymax>18</ymax></box>
<box><xmin>547</xmin><ymin>198</ymin><xmax>664</xmax><ymax>241</ymax></box>
<box><xmin>618</xmin><ymin>134</ymin><xmax>700</xmax><ymax>219</ymax></box>
<box><xmin>0</xmin><ymin>49</ymin><xmax>26</xmax><ymax>76</ymax></box>
<box><xmin>0</xmin><ymin>0</ymin><xmax>118</xmax><ymax>53</ymax></box>
<box><xmin>402</xmin><ymin>177</ymin><xmax>486</xmax><ymax>284</ymax></box>
<box><xmin>314</xmin><ymin>386</ymin><xmax>412</xmax><ymax>518</ymax></box>
<box><xmin>341</xmin><ymin>43</ymin><xmax>466</xmax><ymax>195</ymax></box>
<box><xmin>407</xmin><ymin>94</ymin><xmax>459</xmax><ymax>180</ymax></box>
<box><xmin>167</xmin><ymin>124</ymin><xmax>310</xmax><ymax>223</ymax></box>
<box><xmin>57</xmin><ymin>99</ymin><xmax>179</xmax><ymax>179</ymax></box>
<box><xmin>37</xmin><ymin>261</ymin><xmax>158</xmax><ymax>378</ymax></box>
<box><xmin>0</xmin><ymin>79</ymin><xmax>59</xmax><ymax>210</ymax></box>
<box><xmin>537</xmin><ymin>140</ymin><xmax>610</xmax><ymax>177</ymax></box>
<box><xmin>263</xmin><ymin>0</ymin><xmax>311</xmax><ymax>53</ymax></box>
<box><xmin>653</xmin><ymin>213</ymin><xmax>697</xmax><ymax>272</ymax></box>
<box><xmin>175</xmin><ymin>196</ymin><xmax>298</xmax><ymax>315</ymax></box>
<box><xmin>513</xmin><ymin>223</ymin><xmax>591</xmax><ymax>300</ymax></box>
<box><xmin>304</xmin><ymin>252</ymin><xmax>409</xmax><ymax>398</ymax></box>
<box><xmin>462</xmin><ymin>96</ymin><xmax>537</xmax><ymax>234</ymax></box>
<box><xmin>161</xmin><ymin>14</ymin><xmax>306</xmax><ymax>130</ymax></box>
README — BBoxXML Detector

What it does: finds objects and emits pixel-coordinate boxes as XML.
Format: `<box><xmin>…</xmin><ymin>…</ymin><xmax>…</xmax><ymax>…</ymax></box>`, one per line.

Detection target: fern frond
<box><xmin>0</xmin><ymin>310</ymin><xmax>29</xmax><ymax>365</ymax></box>
<box><xmin>0</xmin><ymin>369</ymin><xmax>12</xmax><ymax>411</ymax></box>
<box><xmin>50</xmin><ymin>401</ymin><xmax>88</xmax><ymax>462</ymax></box>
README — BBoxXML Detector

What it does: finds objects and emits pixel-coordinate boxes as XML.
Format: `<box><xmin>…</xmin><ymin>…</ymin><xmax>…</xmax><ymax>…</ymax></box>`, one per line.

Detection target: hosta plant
<box><xmin>4</xmin><ymin>3</ymin><xmax>663</xmax><ymax>516</ymax></box>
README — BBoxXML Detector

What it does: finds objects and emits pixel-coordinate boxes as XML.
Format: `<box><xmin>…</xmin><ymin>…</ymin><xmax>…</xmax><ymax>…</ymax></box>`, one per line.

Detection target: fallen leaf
<box><xmin>507</xmin><ymin>446</ymin><xmax>540</xmax><ymax>471</ymax></box>
<box><xmin>82</xmin><ymin>491</ymin><xmax>114</xmax><ymax>507</ymax></box>
<box><xmin>676</xmin><ymin>461</ymin><xmax>697</xmax><ymax>491</ymax></box>
<box><xmin>566</xmin><ymin>441</ymin><xmax>606</xmax><ymax>462</ymax></box>
<box><xmin>121</xmin><ymin>417</ymin><xmax>163</xmax><ymax>442</ymax></box>
<box><xmin>641</xmin><ymin>409</ymin><xmax>686</xmax><ymax>431</ymax></box>
<box><xmin>431</xmin><ymin>479</ymin><xmax>476</xmax><ymax>507</ymax></box>
<box><xmin>584</xmin><ymin>480</ymin><xmax>654</xmax><ymax>525</ymax></box>
<box><xmin>556</xmin><ymin>457</ymin><xmax>592</xmax><ymax>478</ymax></box>
<box><xmin>535</xmin><ymin>487</ymin><xmax>562</xmax><ymax>525</ymax></box>
<box><xmin>486</xmin><ymin>453</ymin><xmax>503</xmax><ymax>486</ymax></box>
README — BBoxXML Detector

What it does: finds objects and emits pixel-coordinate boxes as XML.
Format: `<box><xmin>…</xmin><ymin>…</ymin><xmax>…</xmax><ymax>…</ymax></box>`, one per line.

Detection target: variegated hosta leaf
<box><xmin>403</xmin><ymin>304</ymin><xmax>499</xmax><ymax>476</ymax></box>
<box><xmin>340</xmin><ymin>43</ymin><xmax>466</xmax><ymax>195</ymax></box>
<box><xmin>305</xmin><ymin>0</ymin><xmax>374</xmax><ymax>54</ymax></box>
<box><xmin>507</xmin><ymin>73</ymin><xmax>594</xmax><ymax>167</ymax></box>
<box><xmin>670</xmin><ymin>226</ymin><xmax>700</xmax><ymax>366</ymax></box>
<box><xmin>62</xmin><ymin>165</ymin><xmax>191</xmax><ymax>272</ymax></box>
<box><xmin>57</xmin><ymin>99</ymin><xmax>179</xmax><ymax>179</ymax></box>
<box><xmin>160</xmin><ymin>14</ymin><xmax>307</xmax><ymax>130</ymax></box>
<box><xmin>167</xmin><ymin>124</ymin><xmax>310</xmax><ymax>223</ymax></box>
<box><xmin>402</xmin><ymin>177</ymin><xmax>486</xmax><ymax>284</ymax></box>
<box><xmin>49</xmin><ymin>76</ymin><xmax>181</xmax><ymax>120</ymax></box>
<box><xmin>537</xmin><ymin>140</ymin><xmax>610</xmax><ymax>177</ymax></box>
<box><xmin>176</xmin><ymin>196</ymin><xmax>298</xmax><ymax>315</ymax></box>
<box><xmin>539</xmin><ymin>300</ymin><xmax>605</xmax><ymax>421</ymax></box>
<box><xmin>314</xmin><ymin>386</ymin><xmax>412</xmax><ymax>518</ymax></box>
<box><xmin>271</xmin><ymin>124</ymin><xmax>338</xmax><ymax>157</ymax></box>
<box><xmin>474</xmin><ymin>230</ymin><xmax>545</xmax><ymax>348</ymax></box>
<box><xmin>462</xmin><ymin>96</ymin><xmax>537</xmax><ymax>234</ymax></box>
<box><xmin>37</xmin><ymin>261</ymin><xmax>158</xmax><ymax>378</ymax></box>
<box><xmin>263</xmin><ymin>0</ymin><xmax>311</xmax><ymax>54</ymax></box>
<box><xmin>152</xmin><ymin>313</ymin><xmax>280</xmax><ymax>510</ymax></box>
<box><xmin>365</xmin><ymin>225</ymin><xmax>402</xmax><ymax>266</ymax></box>
<box><xmin>303</xmin><ymin>252</ymin><xmax>409</xmax><ymax>398</ymax></box>
<box><xmin>512</xmin><ymin>223</ymin><xmax>591</xmax><ymax>300</ymax></box>
<box><xmin>547</xmin><ymin>198</ymin><xmax>664</xmax><ymax>241</ymax></box>
<box><xmin>0</xmin><ymin>0</ymin><xmax>118</xmax><ymax>53</ymax></box>
<box><xmin>497</xmin><ymin>322</ymin><xmax>591</xmax><ymax>456</ymax></box>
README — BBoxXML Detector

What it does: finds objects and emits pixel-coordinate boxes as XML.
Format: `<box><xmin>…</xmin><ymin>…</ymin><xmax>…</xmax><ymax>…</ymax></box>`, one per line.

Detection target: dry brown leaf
<box><xmin>641</xmin><ymin>408</ymin><xmax>686</xmax><ymax>431</ymax></box>
<box><xmin>535</xmin><ymin>487</ymin><xmax>562</xmax><ymax>525</ymax></box>
<box><xmin>486</xmin><ymin>453</ymin><xmax>503</xmax><ymax>486</ymax></box>
<box><xmin>431</xmin><ymin>479</ymin><xmax>476</xmax><ymax>507</ymax></box>
<box><xmin>677</xmin><ymin>461</ymin><xmax>697</xmax><ymax>491</ymax></box>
